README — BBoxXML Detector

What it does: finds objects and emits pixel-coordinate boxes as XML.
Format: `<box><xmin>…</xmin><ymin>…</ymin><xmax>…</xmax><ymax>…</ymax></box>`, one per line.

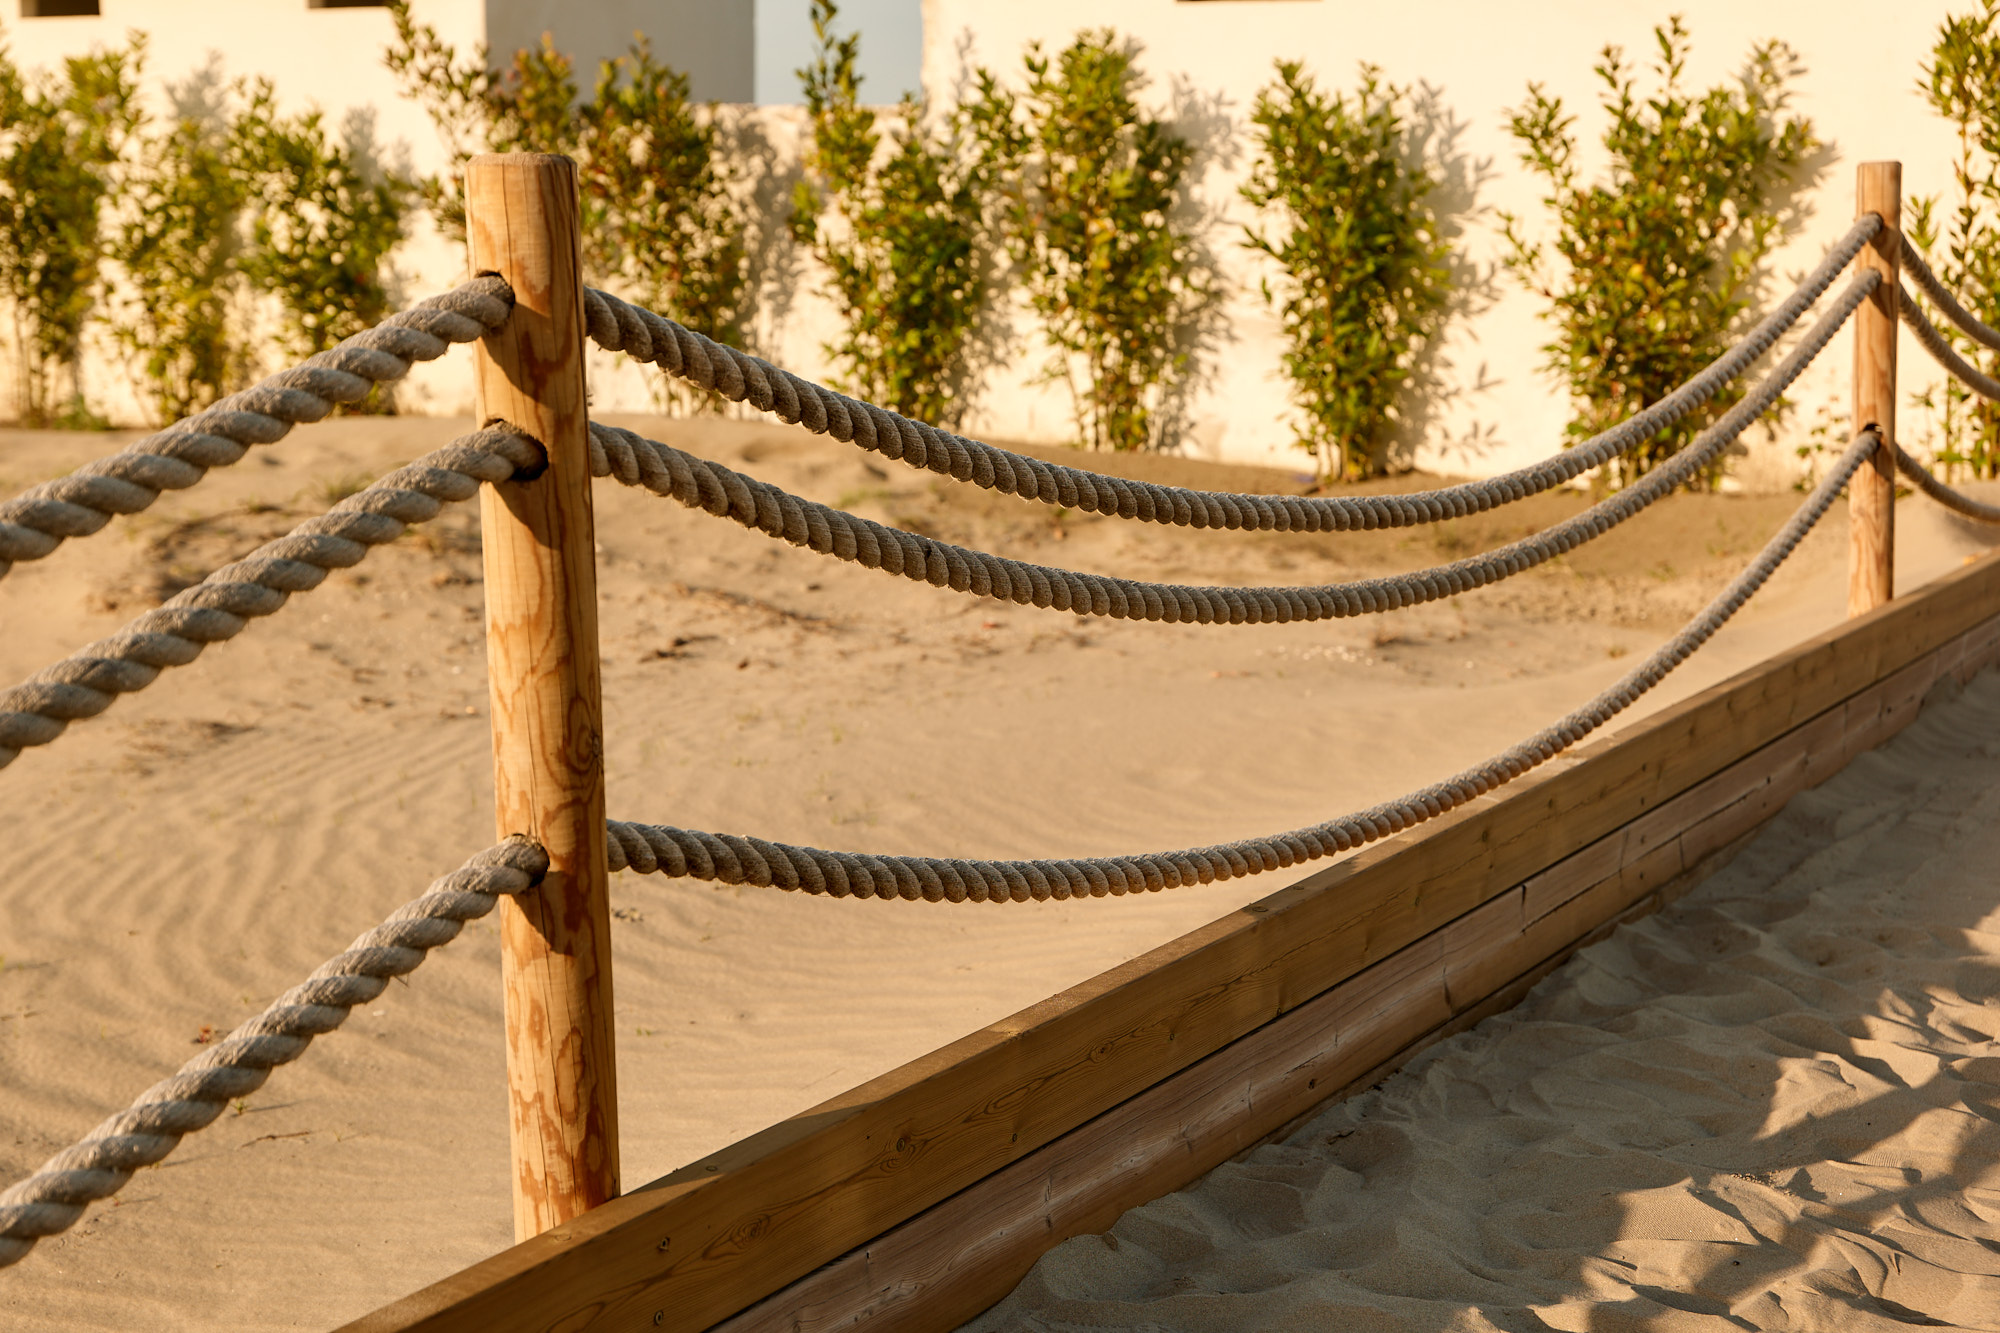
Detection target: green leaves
<box><xmin>114</xmin><ymin>91</ymin><xmax>250</xmax><ymax>425</ymax></box>
<box><xmin>1241</xmin><ymin>61</ymin><xmax>1454</xmax><ymax>480</ymax></box>
<box><xmin>0</xmin><ymin>27</ymin><xmax>141</xmax><ymax>425</ymax></box>
<box><xmin>582</xmin><ymin>37</ymin><xmax>748</xmax><ymax>375</ymax></box>
<box><xmin>234</xmin><ymin>81</ymin><xmax>416</xmax><ymax>366</ymax></box>
<box><xmin>991</xmin><ymin>30</ymin><xmax>1209</xmax><ymax>452</ymax></box>
<box><xmin>1499</xmin><ymin>17</ymin><xmax>1816</xmax><ymax>491</ymax></box>
<box><xmin>387</xmin><ymin>4</ymin><xmax>749</xmax><ymax>411</ymax></box>
<box><xmin>791</xmin><ymin>0</ymin><xmax>1004</xmax><ymax>429</ymax></box>
<box><xmin>1912</xmin><ymin>1</ymin><xmax>2000</xmax><ymax>479</ymax></box>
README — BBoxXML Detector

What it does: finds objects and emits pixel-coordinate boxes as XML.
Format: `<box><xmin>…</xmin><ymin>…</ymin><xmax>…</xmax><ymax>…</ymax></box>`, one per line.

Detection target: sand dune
<box><xmin>0</xmin><ymin>414</ymin><xmax>1995</xmax><ymax>1330</ymax></box>
<box><xmin>967</xmin><ymin>670</ymin><xmax>2000</xmax><ymax>1332</ymax></box>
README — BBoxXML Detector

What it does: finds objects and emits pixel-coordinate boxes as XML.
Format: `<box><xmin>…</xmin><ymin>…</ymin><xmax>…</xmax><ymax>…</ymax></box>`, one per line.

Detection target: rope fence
<box><xmin>581</xmin><ymin>216</ymin><xmax>1878</xmax><ymax>536</ymax></box>
<box><xmin>587</xmin><ymin>270</ymin><xmax>1871</xmax><ymax>625</ymax></box>
<box><xmin>601</xmin><ymin>431</ymin><xmax>1881</xmax><ymax>902</ymax></box>
<box><xmin>5</xmin><ymin>155</ymin><xmax>1999</xmax><ymax>1297</ymax></box>
<box><xmin>0</xmin><ymin>839</ymin><xmax>548</xmax><ymax>1269</ymax></box>
<box><xmin>0</xmin><ymin>426</ymin><xmax>542</xmax><ymax>771</ymax></box>
<box><xmin>0</xmin><ymin>279</ymin><xmax>513</xmax><ymax>583</ymax></box>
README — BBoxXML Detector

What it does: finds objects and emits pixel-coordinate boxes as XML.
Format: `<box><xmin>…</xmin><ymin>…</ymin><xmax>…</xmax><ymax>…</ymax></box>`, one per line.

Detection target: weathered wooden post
<box><xmin>1850</xmin><ymin>160</ymin><xmax>1900</xmax><ymax>618</ymax></box>
<box><xmin>465</xmin><ymin>153</ymin><xmax>620</xmax><ymax>1239</ymax></box>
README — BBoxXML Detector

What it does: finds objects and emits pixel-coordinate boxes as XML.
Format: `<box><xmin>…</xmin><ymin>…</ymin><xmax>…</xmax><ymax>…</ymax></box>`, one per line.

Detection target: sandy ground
<box><xmin>968</xmin><ymin>669</ymin><xmax>2000</xmax><ymax>1333</ymax></box>
<box><xmin>0</xmin><ymin>413</ymin><xmax>1995</xmax><ymax>1330</ymax></box>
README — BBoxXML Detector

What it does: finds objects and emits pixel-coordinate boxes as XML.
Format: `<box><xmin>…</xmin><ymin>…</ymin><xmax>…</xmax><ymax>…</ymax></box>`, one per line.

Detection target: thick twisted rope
<box><xmin>1900</xmin><ymin>234</ymin><xmax>2000</xmax><ymax>355</ymax></box>
<box><xmin>0</xmin><ymin>838</ymin><xmax>548</xmax><ymax>1269</ymax></box>
<box><xmin>604</xmin><ymin>433</ymin><xmax>1880</xmax><ymax>903</ymax></box>
<box><xmin>1900</xmin><ymin>282</ymin><xmax>2000</xmax><ymax>401</ymax></box>
<box><xmin>0</xmin><ymin>426</ymin><xmax>543</xmax><ymax>771</ymax></box>
<box><xmin>0</xmin><ymin>278</ymin><xmax>514</xmax><ymax>582</ymax></box>
<box><xmin>1845</xmin><ymin>278</ymin><xmax>2000</xmax><ymax>522</ymax></box>
<box><xmin>590</xmin><ymin>272</ymin><xmax>1869</xmax><ymax>625</ymax></box>
<box><xmin>1894</xmin><ymin>442</ymin><xmax>2000</xmax><ymax>524</ymax></box>
<box><xmin>583</xmin><ymin>217</ymin><xmax>1876</xmax><ymax>533</ymax></box>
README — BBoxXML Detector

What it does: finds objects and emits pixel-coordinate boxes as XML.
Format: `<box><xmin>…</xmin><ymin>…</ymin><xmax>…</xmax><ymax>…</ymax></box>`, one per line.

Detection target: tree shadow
<box><xmin>714</xmin><ymin>103</ymin><xmax>798</xmax><ymax>420</ymax></box>
<box><xmin>1385</xmin><ymin>80</ymin><xmax>1501</xmax><ymax>476</ymax></box>
<box><xmin>1148</xmin><ymin>70</ymin><xmax>1236</xmax><ymax>457</ymax></box>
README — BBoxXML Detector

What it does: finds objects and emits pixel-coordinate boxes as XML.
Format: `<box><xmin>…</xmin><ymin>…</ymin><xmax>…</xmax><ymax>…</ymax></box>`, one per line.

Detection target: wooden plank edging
<box><xmin>712</xmin><ymin>588</ymin><xmax>2000</xmax><ymax>1332</ymax></box>
<box><xmin>342</xmin><ymin>551</ymin><xmax>2000</xmax><ymax>1333</ymax></box>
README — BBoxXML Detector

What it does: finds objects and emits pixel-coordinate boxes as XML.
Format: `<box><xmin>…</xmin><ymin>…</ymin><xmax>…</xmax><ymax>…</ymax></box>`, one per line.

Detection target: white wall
<box><xmin>1</xmin><ymin>0</ymin><xmax>1980</xmax><ymax>487</ymax></box>
<box><xmin>922</xmin><ymin>0</ymin><xmax>1971</xmax><ymax>485</ymax></box>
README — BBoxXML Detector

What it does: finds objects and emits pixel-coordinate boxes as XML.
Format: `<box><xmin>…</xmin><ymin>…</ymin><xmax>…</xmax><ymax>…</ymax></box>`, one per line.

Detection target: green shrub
<box><xmin>1241</xmin><ymin>62</ymin><xmax>1455</xmax><ymax>480</ymax></box>
<box><xmin>0</xmin><ymin>29</ymin><xmax>142</xmax><ymax>425</ymax></box>
<box><xmin>383</xmin><ymin>1</ymin><xmax>579</xmax><ymax>245</ymax></box>
<box><xmin>789</xmin><ymin>0</ymin><xmax>1011</xmax><ymax>427</ymax></box>
<box><xmin>1500</xmin><ymin>18</ymin><xmax>1817</xmax><ymax>490</ymax></box>
<box><xmin>115</xmin><ymin>85</ymin><xmax>249</xmax><ymax>425</ymax></box>
<box><xmin>988</xmin><ymin>30</ymin><xmax>1211</xmax><ymax>452</ymax></box>
<box><xmin>387</xmin><ymin>2</ymin><xmax>748</xmax><ymax>383</ymax></box>
<box><xmin>583</xmin><ymin>39</ymin><xmax>748</xmax><ymax>354</ymax></box>
<box><xmin>1911</xmin><ymin>0</ymin><xmax>2000</xmax><ymax>478</ymax></box>
<box><xmin>234</xmin><ymin>80</ymin><xmax>416</xmax><ymax>372</ymax></box>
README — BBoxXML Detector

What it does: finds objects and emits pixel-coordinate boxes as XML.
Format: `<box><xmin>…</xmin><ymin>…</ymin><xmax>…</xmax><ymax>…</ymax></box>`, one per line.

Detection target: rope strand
<box><xmin>606</xmin><ymin>433</ymin><xmax>1880</xmax><ymax>902</ymax></box>
<box><xmin>583</xmin><ymin>217</ymin><xmax>1876</xmax><ymax>534</ymax></box>
<box><xmin>591</xmin><ymin>273</ymin><xmax>1871</xmax><ymax>624</ymax></box>
<box><xmin>0</xmin><ymin>426</ymin><xmax>543</xmax><ymax>771</ymax></box>
<box><xmin>0</xmin><ymin>279</ymin><xmax>513</xmax><ymax>581</ymax></box>
<box><xmin>0</xmin><ymin>839</ymin><xmax>548</xmax><ymax>1269</ymax></box>
<box><xmin>1900</xmin><ymin>234</ymin><xmax>2000</xmax><ymax>355</ymax></box>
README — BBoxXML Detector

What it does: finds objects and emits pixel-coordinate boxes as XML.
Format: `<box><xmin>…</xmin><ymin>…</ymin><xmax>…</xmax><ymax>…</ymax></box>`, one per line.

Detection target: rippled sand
<box><xmin>0</xmin><ymin>415</ymin><xmax>1994</xmax><ymax>1330</ymax></box>
<box><xmin>968</xmin><ymin>671</ymin><xmax>2000</xmax><ymax>1332</ymax></box>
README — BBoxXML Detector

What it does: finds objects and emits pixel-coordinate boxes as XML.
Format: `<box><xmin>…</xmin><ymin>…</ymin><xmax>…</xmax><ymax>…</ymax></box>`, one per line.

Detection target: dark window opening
<box><xmin>21</xmin><ymin>1</ymin><xmax>101</xmax><ymax>16</ymax></box>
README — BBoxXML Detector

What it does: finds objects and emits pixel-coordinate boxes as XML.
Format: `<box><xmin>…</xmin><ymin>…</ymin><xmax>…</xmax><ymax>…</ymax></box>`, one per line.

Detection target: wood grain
<box><xmin>343</xmin><ymin>550</ymin><xmax>2000</xmax><ymax>1333</ymax></box>
<box><xmin>1850</xmin><ymin>161</ymin><xmax>1900</xmax><ymax>617</ymax></box>
<box><xmin>467</xmin><ymin>153</ymin><xmax>619</xmax><ymax>1241</ymax></box>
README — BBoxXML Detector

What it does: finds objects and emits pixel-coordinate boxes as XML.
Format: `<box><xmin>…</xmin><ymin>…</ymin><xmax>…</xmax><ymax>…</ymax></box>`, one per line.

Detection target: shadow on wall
<box><xmin>1725</xmin><ymin>133</ymin><xmax>1839</xmax><ymax>478</ymax></box>
<box><xmin>724</xmin><ymin>105</ymin><xmax>802</xmax><ymax>361</ymax></box>
<box><xmin>1393</xmin><ymin>81</ymin><xmax>1500</xmax><ymax>477</ymax></box>
<box><xmin>1150</xmin><ymin>70</ymin><xmax>1236</xmax><ymax>460</ymax></box>
<box><xmin>962</xmin><ymin>669</ymin><xmax>2000</xmax><ymax>1331</ymax></box>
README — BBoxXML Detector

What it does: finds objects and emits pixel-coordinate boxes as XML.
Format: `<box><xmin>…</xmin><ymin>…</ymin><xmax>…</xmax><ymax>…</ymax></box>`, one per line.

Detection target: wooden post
<box><xmin>1850</xmin><ymin>161</ymin><xmax>1900</xmax><ymax>618</ymax></box>
<box><xmin>466</xmin><ymin>153</ymin><xmax>619</xmax><ymax>1240</ymax></box>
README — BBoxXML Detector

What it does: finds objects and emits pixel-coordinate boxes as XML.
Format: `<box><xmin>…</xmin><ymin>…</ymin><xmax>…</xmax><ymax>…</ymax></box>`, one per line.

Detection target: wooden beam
<box><xmin>343</xmin><ymin>550</ymin><xmax>2000</xmax><ymax>1333</ymax></box>
<box><xmin>467</xmin><ymin>152</ymin><xmax>620</xmax><ymax>1240</ymax></box>
<box><xmin>1850</xmin><ymin>161</ymin><xmax>1900</xmax><ymax>617</ymax></box>
<box><xmin>710</xmin><ymin>597</ymin><xmax>2000</xmax><ymax>1333</ymax></box>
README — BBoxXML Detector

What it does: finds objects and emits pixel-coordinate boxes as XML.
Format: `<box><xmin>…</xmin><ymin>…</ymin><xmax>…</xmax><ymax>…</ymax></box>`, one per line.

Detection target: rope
<box><xmin>589</xmin><ymin>272</ymin><xmax>1870</xmax><ymax>625</ymax></box>
<box><xmin>581</xmin><ymin>217</ymin><xmax>1877</xmax><ymax>534</ymax></box>
<box><xmin>0</xmin><ymin>278</ymin><xmax>514</xmax><ymax>582</ymax></box>
<box><xmin>1900</xmin><ymin>234</ymin><xmax>2000</xmax><ymax>355</ymax></box>
<box><xmin>1894</xmin><ymin>441</ymin><xmax>2000</xmax><ymax>523</ymax></box>
<box><xmin>1899</xmin><ymin>283</ymin><xmax>2000</xmax><ymax>401</ymax></box>
<box><xmin>0</xmin><ymin>838</ymin><xmax>548</xmax><ymax>1269</ymax></box>
<box><xmin>603</xmin><ymin>433</ymin><xmax>1880</xmax><ymax>903</ymax></box>
<box><xmin>1855</xmin><ymin>279</ymin><xmax>2000</xmax><ymax>521</ymax></box>
<box><xmin>0</xmin><ymin>426</ymin><xmax>543</xmax><ymax>772</ymax></box>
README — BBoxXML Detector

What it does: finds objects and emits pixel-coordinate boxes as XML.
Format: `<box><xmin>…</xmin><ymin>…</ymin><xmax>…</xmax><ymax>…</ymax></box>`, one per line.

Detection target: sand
<box><xmin>967</xmin><ymin>668</ymin><xmax>2000</xmax><ymax>1333</ymax></box>
<box><xmin>0</xmin><ymin>413</ymin><xmax>1994</xmax><ymax>1330</ymax></box>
